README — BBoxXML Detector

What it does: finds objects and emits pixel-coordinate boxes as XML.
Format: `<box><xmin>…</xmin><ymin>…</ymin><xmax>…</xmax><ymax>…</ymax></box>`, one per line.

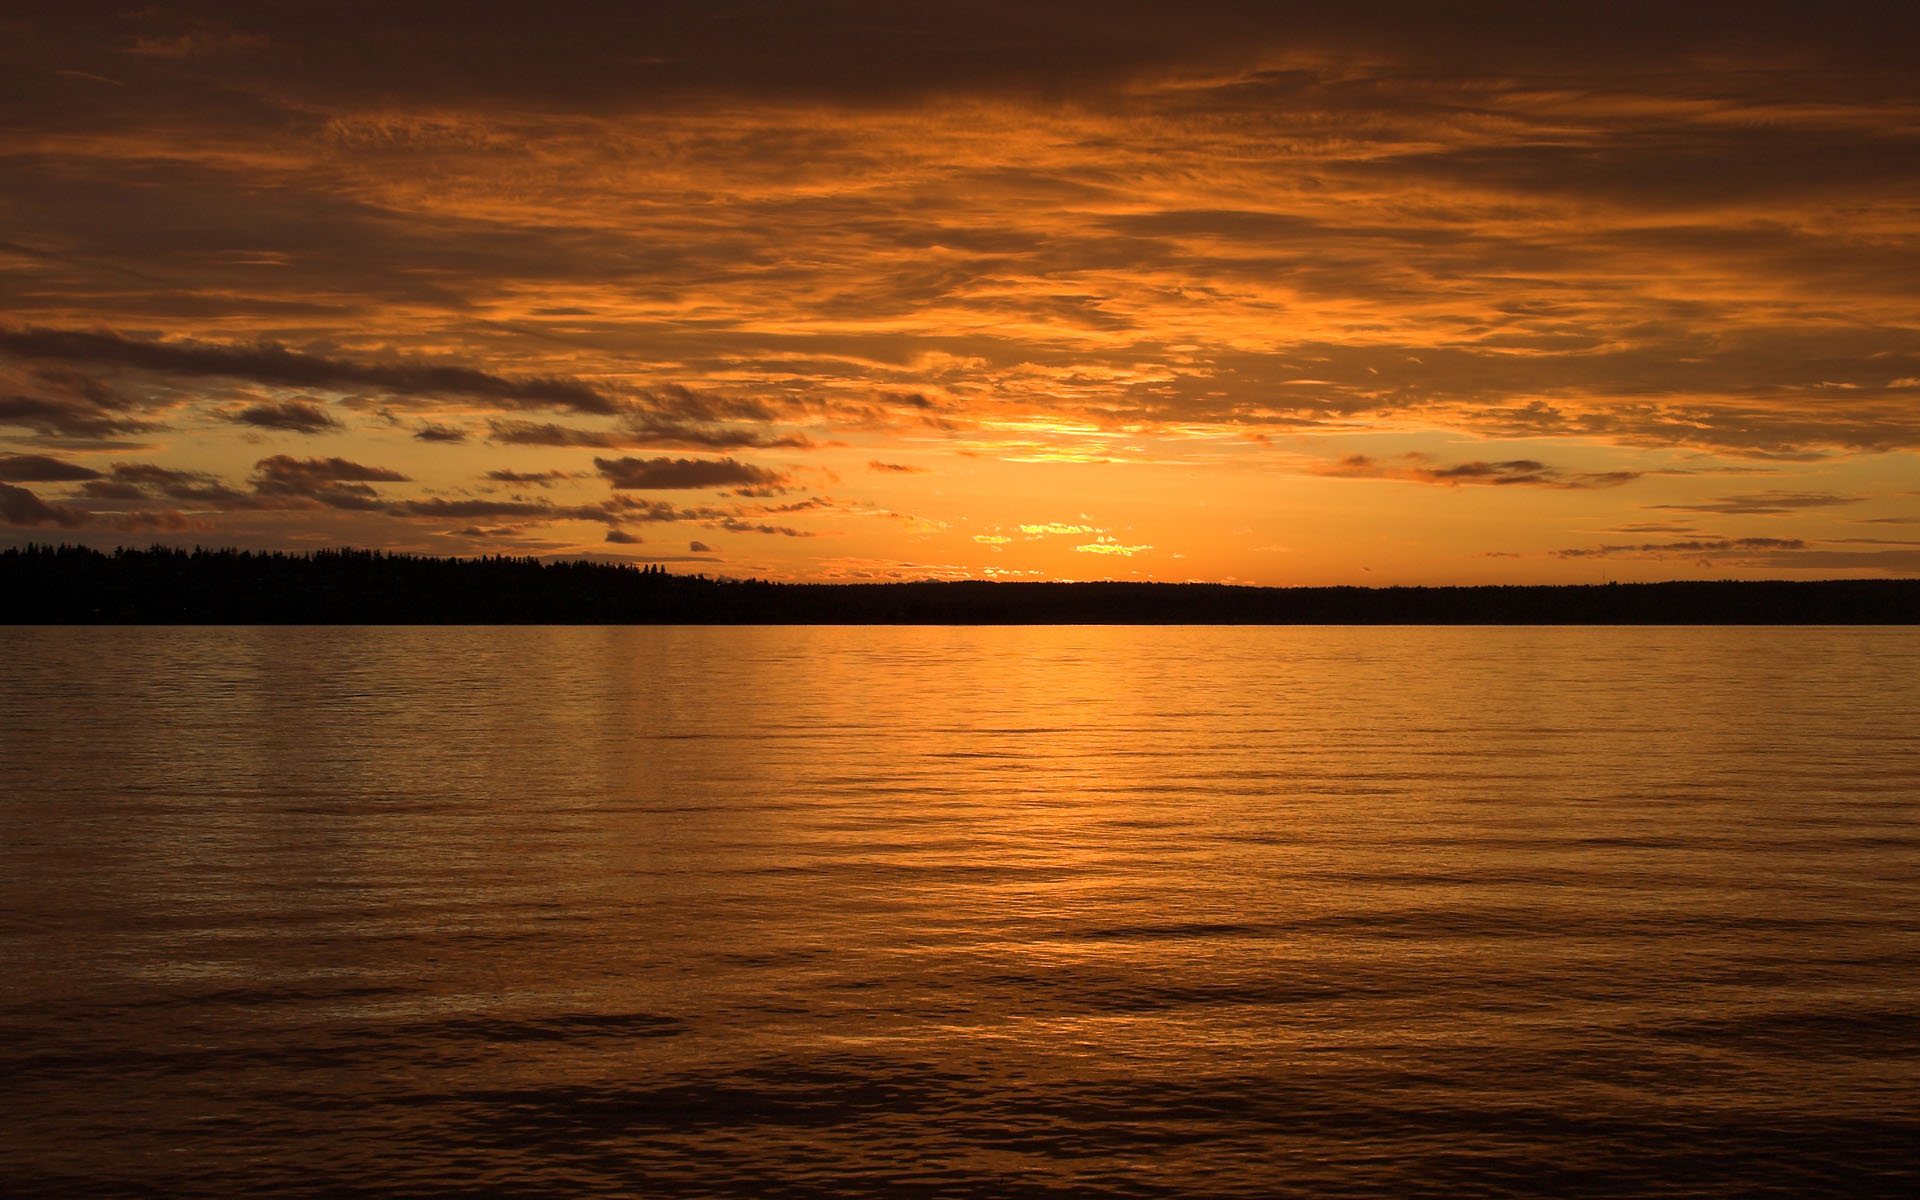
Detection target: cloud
<box><xmin>81</xmin><ymin>480</ymin><xmax>146</xmax><ymax>500</ymax></box>
<box><xmin>0</xmin><ymin>445</ymin><xmax>828</xmax><ymax>543</ymax></box>
<box><xmin>594</xmin><ymin>455</ymin><xmax>791</xmax><ymax>491</ymax></box>
<box><xmin>251</xmin><ymin>454</ymin><xmax>410</xmax><ymax>510</ymax></box>
<box><xmin>625</xmin><ymin>421</ymin><xmax>813</xmax><ymax>450</ymax></box>
<box><xmin>1553</xmin><ymin>537</ymin><xmax>1807</xmax><ymax>559</ymax></box>
<box><xmin>810</xmin><ymin>555</ymin><xmax>978</xmax><ymax>582</ymax></box>
<box><xmin>689</xmin><ymin>540</ymin><xmax>713</xmax><ymax>552</ymax></box>
<box><xmin>0</xmin><ymin>479</ymin><xmax>202</xmax><ymax>532</ymax></box>
<box><xmin>717</xmin><ymin>519</ymin><xmax>814</xmax><ymax>537</ymax></box>
<box><xmin>1648</xmin><ymin>491</ymin><xmax>1861</xmax><ymax>516</ymax></box>
<box><xmin>487</xmin><ymin>420</ymin><xmax>634</xmax><ymax>449</ymax></box>
<box><xmin>868</xmin><ymin>460</ymin><xmax>927</xmax><ymax>473</ymax></box>
<box><xmin>0</xmin><ymin>370</ymin><xmax>166</xmax><ymax>440</ymax></box>
<box><xmin>1544</xmin><ymin>534</ymin><xmax>1920</xmax><ymax>574</ymax></box>
<box><xmin>253</xmin><ymin>455</ymin><xmax>409</xmax><ymax>486</ymax></box>
<box><xmin>7</xmin><ymin>4</ymin><xmax>1920</xmax><ymax>578</ymax></box>
<box><xmin>1315</xmin><ymin>454</ymin><xmax>1639</xmax><ymax>489</ymax></box>
<box><xmin>604</xmin><ymin>528</ymin><xmax>642</xmax><ymax>544</ymax></box>
<box><xmin>106</xmin><ymin>463</ymin><xmax>247</xmax><ymax>503</ymax></box>
<box><xmin>1748</xmin><ymin>548</ymin><xmax>1920</xmax><ymax>572</ymax></box>
<box><xmin>1602</xmin><ymin>522</ymin><xmax>1702</xmax><ymax>535</ymax></box>
<box><xmin>603</xmin><ymin>495</ymin><xmax>726</xmax><ymax>523</ymax></box>
<box><xmin>0</xmin><ymin>326</ymin><xmax>621</xmax><ymax>414</ymax></box>
<box><xmin>0</xmin><ymin>482</ymin><xmax>89</xmax><ymax>527</ymax></box>
<box><xmin>34</xmin><ymin>3</ymin><xmax>1914</xmax><ymax>114</ymax></box>
<box><xmin>226</xmin><ymin>398</ymin><xmax>340</xmax><ymax>433</ymax></box>
<box><xmin>486</xmin><ymin>468</ymin><xmax>572</xmax><ymax>487</ymax></box>
<box><xmin>486</xmin><ymin>417</ymin><xmax>811</xmax><ymax>450</ymax></box>
<box><xmin>0</xmin><ymin>453</ymin><xmax>100</xmax><ymax>481</ymax></box>
<box><xmin>1019</xmin><ymin>523</ymin><xmax>1098</xmax><ymax>536</ymax></box>
<box><xmin>397</xmin><ymin>498</ymin><xmax>558</xmax><ymax>520</ymax></box>
<box><xmin>1074</xmin><ymin>541</ymin><xmax>1152</xmax><ymax>555</ymax></box>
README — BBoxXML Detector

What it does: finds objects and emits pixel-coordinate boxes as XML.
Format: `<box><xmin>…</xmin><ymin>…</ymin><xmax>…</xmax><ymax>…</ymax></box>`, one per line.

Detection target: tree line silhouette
<box><xmin>3</xmin><ymin>543</ymin><xmax>1916</xmax><ymax>624</ymax></box>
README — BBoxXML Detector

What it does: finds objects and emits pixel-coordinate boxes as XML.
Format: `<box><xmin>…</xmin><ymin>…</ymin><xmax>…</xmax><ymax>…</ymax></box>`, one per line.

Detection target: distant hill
<box><xmin>3</xmin><ymin>544</ymin><xmax>1917</xmax><ymax>624</ymax></box>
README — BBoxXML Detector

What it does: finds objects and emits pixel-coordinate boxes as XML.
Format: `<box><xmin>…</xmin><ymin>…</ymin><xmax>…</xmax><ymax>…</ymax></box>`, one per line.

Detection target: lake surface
<box><xmin>2</xmin><ymin>625</ymin><xmax>1916</xmax><ymax>1197</ymax></box>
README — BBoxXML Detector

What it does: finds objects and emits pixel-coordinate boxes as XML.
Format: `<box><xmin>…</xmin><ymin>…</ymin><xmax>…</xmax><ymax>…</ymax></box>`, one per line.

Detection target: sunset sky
<box><xmin>3</xmin><ymin>2</ymin><xmax>1918</xmax><ymax>583</ymax></box>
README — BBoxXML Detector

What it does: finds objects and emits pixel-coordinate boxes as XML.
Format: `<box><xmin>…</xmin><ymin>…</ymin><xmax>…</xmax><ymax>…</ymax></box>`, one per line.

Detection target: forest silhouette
<box><xmin>3</xmin><ymin>544</ymin><xmax>1916</xmax><ymax>624</ymax></box>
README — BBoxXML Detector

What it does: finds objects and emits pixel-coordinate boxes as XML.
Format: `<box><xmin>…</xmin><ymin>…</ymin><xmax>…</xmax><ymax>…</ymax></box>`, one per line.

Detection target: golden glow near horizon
<box><xmin>3</xmin><ymin>4</ymin><xmax>1918</xmax><ymax>582</ymax></box>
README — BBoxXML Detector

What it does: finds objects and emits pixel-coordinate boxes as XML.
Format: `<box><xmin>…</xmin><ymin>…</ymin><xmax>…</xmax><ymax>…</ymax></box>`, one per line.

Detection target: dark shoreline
<box><xmin>5</xmin><ymin>544</ymin><xmax>1918</xmax><ymax>624</ymax></box>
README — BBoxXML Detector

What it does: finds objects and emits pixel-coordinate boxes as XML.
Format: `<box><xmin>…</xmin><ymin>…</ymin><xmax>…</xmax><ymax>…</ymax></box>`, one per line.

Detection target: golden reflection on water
<box><xmin>2</xmin><ymin>626</ymin><xmax>1917</xmax><ymax>1197</ymax></box>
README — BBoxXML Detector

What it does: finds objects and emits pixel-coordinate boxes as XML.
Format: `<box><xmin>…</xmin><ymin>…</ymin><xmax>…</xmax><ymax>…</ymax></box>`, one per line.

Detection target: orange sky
<box><xmin>3</xmin><ymin>2</ymin><xmax>1918</xmax><ymax>582</ymax></box>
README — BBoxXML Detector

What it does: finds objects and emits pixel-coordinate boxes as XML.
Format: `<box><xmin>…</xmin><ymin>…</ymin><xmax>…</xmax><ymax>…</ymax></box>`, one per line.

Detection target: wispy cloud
<box><xmin>1074</xmin><ymin>540</ymin><xmax>1152</xmax><ymax>556</ymax></box>
<box><xmin>1314</xmin><ymin>453</ymin><xmax>1640</xmax><ymax>489</ymax></box>
<box><xmin>1648</xmin><ymin>491</ymin><xmax>1861</xmax><ymax>516</ymax></box>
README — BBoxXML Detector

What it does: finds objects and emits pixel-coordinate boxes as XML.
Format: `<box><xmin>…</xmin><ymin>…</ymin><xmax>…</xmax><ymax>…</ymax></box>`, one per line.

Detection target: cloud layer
<box><xmin>3</xmin><ymin>3</ymin><xmax>1916</xmax><ymax>580</ymax></box>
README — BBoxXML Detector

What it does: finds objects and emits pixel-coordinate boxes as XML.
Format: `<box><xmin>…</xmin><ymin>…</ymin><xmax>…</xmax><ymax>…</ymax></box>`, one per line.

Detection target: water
<box><xmin>2</xmin><ymin>625</ymin><xmax>1916</xmax><ymax>1197</ymax></box>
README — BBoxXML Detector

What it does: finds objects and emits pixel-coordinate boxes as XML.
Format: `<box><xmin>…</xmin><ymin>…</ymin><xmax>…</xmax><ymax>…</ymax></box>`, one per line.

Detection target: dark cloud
<box><xmin>227</xmin><ymin>398</ymin><xmax>341</xmax><ymax>433</ymax></box>
<box><xmin>0</xmin><ymin>479</ymin><xmax>202</xmax><ymax>532</ymax></box>
<box><xmin>1352</xmin><ymin>125</ymin><xmax>1920</xmax><ymax>210</ymax></box>
<box><xmin>0</xmin><ymin>482</ymin><xmax>89</xmax><ymax>527</ymax></box>
<box><xmin>868</xmin><ymin>460</ymin><xmax>927</xmax><ymax>473</ymax></box>
<box><xmin>0</xmin><ymin>370</ymin><xmax>166</xmax><ymax>440</ymax></box>
<box><xmin>0</xmin><ymin>326</ymin><xmax>620</xmax><ymax>414</ymax></box>
<box><xmin>632</xmin><ymin>384</ymin><xmax>787</xmax><ymax>425</ymax></box>
<box><xmin>253</xmin><ymin>455</ymin><xmax>409</xmax><ymax>485</ymax></box>
<box><xmin>0</xmin><ymin>453</ymin><xmax>100</xmax><ymax>481</ymax></box>
<box><xmin>14</xmin><ymin>2</ymin><xmax>1914</xmax><ymax>114</ymax></box>
<box><xmin>1553</xmin><ymin>537</ymin><xmax>1807</xmax><ymax>559</ymax></box>
<box><xmin>413</xmin><ymin>422</ymin><xmax>468</xmax><ymax>442</ymax></box>
<box><xmin>109</xmin><ymin>463</ymin><xmax>247</xmax><ymax>503</ymax></box>
<box><xmin>80</xmin><ymin>480</ymin><xmax>148</xmax><ymax>501</ymax></box>
<box><xmin>1545</xmin><ymin>535</ymin><xmax>1920</xmax><ymax>574</ymax></box>
<box><xmin>486</xmin><ymin>469</ymin><xmax>572</xmax><ymax>487</ymax></box>
<box><xmin>1649</xmin><ymin>491</ymin><xmax>1861</xmax><ymax>516</ymax></box>
<box><xmin>624</xmin><ymin>421</ymin><xmax>816</xmax><ymax>450</ymax></box>
<box><xmin>689</xmin><ymin>540</ymin><xmax>713</xmax><ymax>552</ymax></box>
<box><xmin>604</xmin><ymin>528</ymin><xmax>641</xmax><ymax>544</ymax></box>
<box><xmin>251</xmin><ymin>454</ymin><xmax>409</xmax><ymax>510</ymax></box>
<box><xmin>487</xmin><ymin>421</ymin><xmax>633</xmax><ymax>449</ymax></box>
<box><xmin>604</xmin><ymin>495</ymin><xmax>727</xmax><ymax>523</ymax></box>
<box><xmin>384</xmin><ymin>490</ymin><xmax>806</xmax><ymax>538</ymax></box>
<box><xmin>1114</xmin><ymin>332</ymin><xmax>1920</xmax><ymax>456</ymax></box>
<box><xmin>717</xmin><ymin>518</ymin><xmax>814</xmax><ymax>537</ymax></box>
<box><xmin>1315</xmin><ymin>454</ymin><xmax>1639</xmax><ymax>489</ymax></box>
<box><xmin>486</xmin><ymin>417</ymin><xmax>811</xmax><ymax>451</ymax></box>
<box><xmin>594</xmin><ymin>455</ymin><xmax>790</xmax><ymax>491</ymax></box>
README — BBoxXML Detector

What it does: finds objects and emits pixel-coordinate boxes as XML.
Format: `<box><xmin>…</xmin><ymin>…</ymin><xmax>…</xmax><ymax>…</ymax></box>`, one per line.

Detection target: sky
<box><xmin>3</xmin><ymin>1</ymin><xmax>1918</xmax><ymax>584</ymax></box>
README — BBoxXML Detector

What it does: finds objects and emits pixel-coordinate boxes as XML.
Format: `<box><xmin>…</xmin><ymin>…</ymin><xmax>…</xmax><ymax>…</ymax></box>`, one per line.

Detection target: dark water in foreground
<box><xmin>2</xmin><ymin>625</ymin><xmax>1916</xmax><ymax>1198</ymax></box>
